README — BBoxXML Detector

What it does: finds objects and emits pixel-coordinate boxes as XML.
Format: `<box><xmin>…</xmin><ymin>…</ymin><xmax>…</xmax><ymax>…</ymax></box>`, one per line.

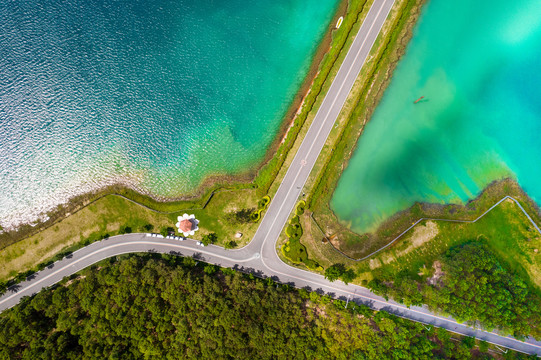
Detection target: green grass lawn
<box><xmin>0</xmin><ymin>189</ymin><xmax>261</xmax><ymax>282</ymax></box>
<box><xmin>304</xmin><ymin>195</ymin><xmax>541</xmax><ymax>291</ymax></box>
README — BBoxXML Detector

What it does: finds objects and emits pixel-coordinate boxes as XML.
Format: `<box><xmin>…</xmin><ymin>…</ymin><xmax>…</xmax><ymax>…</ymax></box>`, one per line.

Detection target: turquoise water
<box><xmin>0</xmin><ymin>0</ymin><xmax>338</xmax><ymax>228</ymax></box>
<box><xmin>331</xmin><ymin>0</ymin><xmax>541</xmax><ymax>233</ymax></box>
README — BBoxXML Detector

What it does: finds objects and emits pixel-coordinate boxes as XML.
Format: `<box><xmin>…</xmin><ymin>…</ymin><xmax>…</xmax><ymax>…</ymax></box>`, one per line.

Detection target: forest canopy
<box><xmin>0</xmin><ymin>254</ymin><xmax>516</xmax><ymax>359</ymax></box>
<box><xmin>368</xmin><ymin>242</ymin><xmax>541</xmax><ymax>340</ymax></box>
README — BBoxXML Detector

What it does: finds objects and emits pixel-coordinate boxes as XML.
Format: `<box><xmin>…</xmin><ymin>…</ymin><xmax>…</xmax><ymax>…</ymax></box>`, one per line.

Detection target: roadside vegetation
<box><xmin>368</xmin><ymin>242</ymin><xmax>541</xmax><ymax>339</ymax></box>
<box><xmin>0</xmin><ymin>190</ymin><xmax>265</xmax><ymax>282</ymax></box>
<box><xmin>0</xmin><ymin>254</ymin><xmax>525</xmax><ymax>359</ymax></box>
<box><xmin>296</xmin><ymin>184</ymin><xmax>541</xmax><ymax>338</ymax></box>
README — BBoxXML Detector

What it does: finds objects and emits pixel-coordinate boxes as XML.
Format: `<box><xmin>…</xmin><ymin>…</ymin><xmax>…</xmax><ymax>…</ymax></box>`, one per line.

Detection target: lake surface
<box><xmin>331</xmin><ymin>0</ymin><xmax>541</xmax><ymax>233</ymax></box>
<box><xmin>0</xmin><ymin>0</ymin><xmax>339</xmax><ymax>228</ymax></box>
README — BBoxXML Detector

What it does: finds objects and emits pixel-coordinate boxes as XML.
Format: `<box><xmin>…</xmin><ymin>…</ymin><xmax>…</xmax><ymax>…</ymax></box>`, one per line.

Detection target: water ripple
<box><xmin>0</xmin><ymin>0</ymin><xmax>339</xmax><ymax>229</ymax></box>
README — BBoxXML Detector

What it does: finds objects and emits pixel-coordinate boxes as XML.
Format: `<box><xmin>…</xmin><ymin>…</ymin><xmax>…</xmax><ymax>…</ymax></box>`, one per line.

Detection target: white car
<box><xmin>196</xmin><ymin>241</ymin><xmax>205</xmax><ymax>247</ymax></box>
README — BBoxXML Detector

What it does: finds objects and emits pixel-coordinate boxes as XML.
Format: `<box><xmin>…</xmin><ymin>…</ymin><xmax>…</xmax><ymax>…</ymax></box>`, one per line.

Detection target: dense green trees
<box><xmin>0</xmin><ymin>254</ymin><xmax>510</xmax><ymax>359</ymax></box>
<box><xmin>368</xmin><ymin>242</ymin><xmax>541</xmax><ymax>339</ymax></box>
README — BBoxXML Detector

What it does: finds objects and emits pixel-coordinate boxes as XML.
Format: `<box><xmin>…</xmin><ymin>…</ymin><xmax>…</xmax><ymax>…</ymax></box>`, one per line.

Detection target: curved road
<box><xmin>1</xmin><ymin>0</ymin><xmax>540</xmax><ymax>355</ymax></box>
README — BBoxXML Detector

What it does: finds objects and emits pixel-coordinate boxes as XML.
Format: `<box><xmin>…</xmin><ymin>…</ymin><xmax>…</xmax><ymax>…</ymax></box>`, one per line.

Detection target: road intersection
<box><xmin>1</xmin><ymin>0</ymin><xmax>540</xmax><ymax>355</ymax></box>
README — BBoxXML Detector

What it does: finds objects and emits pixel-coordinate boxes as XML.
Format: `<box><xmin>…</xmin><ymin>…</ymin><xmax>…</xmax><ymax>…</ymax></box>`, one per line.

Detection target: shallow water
<box><xmin>331</xmin><ymin>0</ymin><xmax>541</xmax><ymax>233</ymax></box>
<box><xmin>0</xmin><ymin>0</ymin><xmax>339</xmax><ymax>228</ymax></box>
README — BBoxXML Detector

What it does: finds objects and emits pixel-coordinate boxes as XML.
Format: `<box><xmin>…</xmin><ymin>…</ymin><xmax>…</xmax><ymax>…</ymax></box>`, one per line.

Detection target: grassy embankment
<box><xmin>364</xmin><ymin>192</ymin><xmax>541</xmax><ymax>291</ymax></box>
<box><xmin>334</xmin><ymin>181</ymin><xmax>541</xmax><ymax>291</ymax></box>
<box><xmin>0</xmin><ymin>0</ymin><xmax>360</xmax><ymax>283</ymax></box>
<box><xmin>305</xmin><ymin>0</ymin><xmax>427</xmax><ymax>259</ymax></box>
<box><xmin>279</xmin><ymin>0</ymin><xmax>426</xmax><ymax>270</ymax></box>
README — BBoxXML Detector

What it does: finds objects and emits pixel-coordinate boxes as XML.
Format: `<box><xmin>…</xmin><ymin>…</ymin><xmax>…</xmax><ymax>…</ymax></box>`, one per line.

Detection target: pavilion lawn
<box><xmin>0</xmin><ymin>189</ymin><xmax>260</xmax><ymax>282</ymax></box>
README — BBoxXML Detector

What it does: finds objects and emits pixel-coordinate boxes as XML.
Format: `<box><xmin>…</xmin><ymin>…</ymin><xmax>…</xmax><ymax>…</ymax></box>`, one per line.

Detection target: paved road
<box><xmin>1</xmin><ymin>0</ymin><xmax>540</xmax><ymax>355</ymax></box>
<box><xmin>1</xmin><ymin>234</ymin><xmax>540</xmax><ymax>355</ymax></box>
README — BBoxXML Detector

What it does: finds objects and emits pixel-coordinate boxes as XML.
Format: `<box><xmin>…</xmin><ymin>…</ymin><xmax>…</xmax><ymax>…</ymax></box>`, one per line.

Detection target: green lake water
<box><xmin>331</xmin><ymin>0</ymin><xmax>541</xmax><ymax>232</ymax></box>
<box><xmin>0</xmin><ymin>0</ymin><xmax>339</xmax><ymax>228</ymax></box>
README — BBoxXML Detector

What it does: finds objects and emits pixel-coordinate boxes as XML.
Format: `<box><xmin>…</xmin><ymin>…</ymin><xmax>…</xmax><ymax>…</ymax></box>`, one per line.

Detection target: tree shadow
<box><xmin>168</xmin><ymin>250</ymin><xmax>183</xmax><ymax>257</ymax></box>
<box><xmin>8</xmin><ymin>284</ymin><xmax>21</xmax><ymax>293</ymax></box>
<box><xmin>192</xmin><ymin>252</ymin><xmax>204</xmax><ymax>261</ymax></box>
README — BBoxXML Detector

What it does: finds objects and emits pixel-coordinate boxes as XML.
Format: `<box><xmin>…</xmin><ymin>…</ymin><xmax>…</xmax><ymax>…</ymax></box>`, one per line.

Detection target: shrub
<box><xmin>224</xmin><ymin>240</ymin><xmax>238</xmax><ymax>249</ymax></box>
<box><xmin>232</xmin><ymin>208</ymin><xmax>254</xmax><ymax>223</ymax></box>
<box><xmin>285</xmin><ymin>224</ymin><xmax>302</xmax><ymax>240</ymax></box>
<box><xmin>289</xmin><ymin>215</ymin><xmax>300</xmax><ymax>225</ymax></box>
<box><xmin>258</xmin><ymin>195</ymin><xmax>271</xmax><ymax>210</ymax></box>
<box><xmin>250</xmin><ymin>209</ymin><xmax>262</xmax><ymax>222</ymax></box>
<box><xmin>295</xmin><ymin>200</ymin><xmax>306</xmax><ymax>216</ymax></box>
<box><xmin>160</xmin><ymin>227</ymin><xmax>168</xmax><ymax>237</ymax></box>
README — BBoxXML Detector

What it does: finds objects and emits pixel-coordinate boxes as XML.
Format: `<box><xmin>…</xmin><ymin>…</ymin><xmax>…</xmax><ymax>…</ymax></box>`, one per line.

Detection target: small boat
<box><xmin>336</xmin><ymin>16</ymin><xmax>343</xmax><ymax>29</ymax></box>
<box><xmin>414</xmin><ymin>96</ymin><xmax>424</xmax><ymax>104</ymax></box>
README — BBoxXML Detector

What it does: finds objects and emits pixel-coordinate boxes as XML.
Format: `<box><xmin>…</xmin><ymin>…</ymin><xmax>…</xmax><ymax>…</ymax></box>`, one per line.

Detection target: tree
<box><xmin>182</xmin><ymin>256</ymin><xmax>196</xmax><ymax>267</ymax></box>
<box><xmin>462</xmin><ymin>336</ymin><xmax>475</xmax><ymax>349</ymax></box>
<box><xmin>324</xmin><ymin>264</ymin><xmax>356</xmax><ymax>284</ymax></box>
<box><xmin>0</xmin><ymin>254</ymin><xmax>491</xmax><ymax>359</ymax></box>
<box><xmin>325</xmin><ymin>264</ymin><xmax>346</xmax><ymax>282</ymax></box>
<box><xmin>298</xmin><ymin>288</ymin><xmax>309</xmax><ymax>299</ymax></box>
<box><xmin>202</xmin><ymin>233</ymin><xmax>218</xmax><ymax>246</ymax></box>
<box><xmin>341</xmin><ymin>269</ymin><xmax>357</xmax><ymax>285</ymax></box>
<box><xmin>373</xmin><ymin>242</ymin><xmax>541</xmax><ymax>338</ymax></box>
<box><xmin>204</xmin><ymin>264</ymin><xmax>217</xmax><ymax>275</ymax></box>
